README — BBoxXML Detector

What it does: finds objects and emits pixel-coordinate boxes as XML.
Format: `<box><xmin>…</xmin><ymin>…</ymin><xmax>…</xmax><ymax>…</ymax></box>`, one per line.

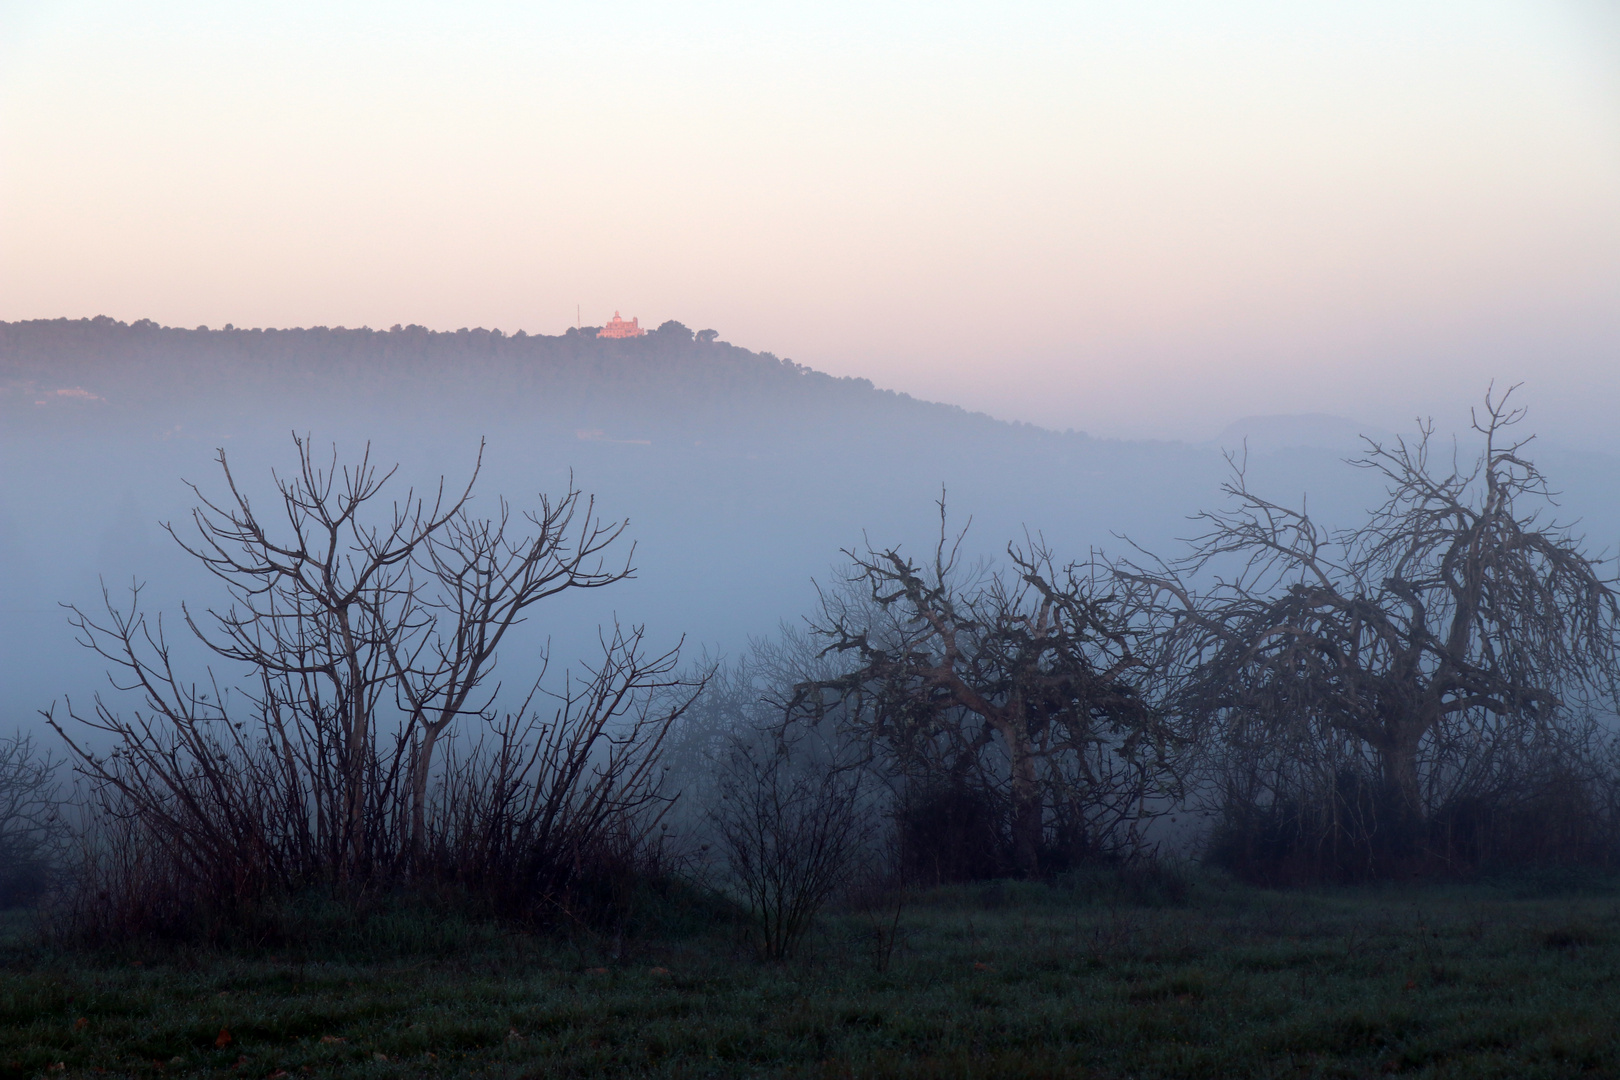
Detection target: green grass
<box><xmin>3</xmin><ymin>872</ymin><xmax>1619</xmax><ymax>1078</ymax></box>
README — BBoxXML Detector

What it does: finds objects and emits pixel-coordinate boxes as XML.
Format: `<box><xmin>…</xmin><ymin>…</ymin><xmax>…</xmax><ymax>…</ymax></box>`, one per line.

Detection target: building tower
<box><xmin>598</xmin><ymin>311</ymin><xmax>645</xmax><ymax>339</ymax></box>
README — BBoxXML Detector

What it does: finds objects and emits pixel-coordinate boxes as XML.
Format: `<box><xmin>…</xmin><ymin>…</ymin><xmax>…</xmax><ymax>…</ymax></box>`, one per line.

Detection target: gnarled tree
<box><xmin>1123</xmin><ymin>389</ymin><xmax>1620</xmax><ymax>876</ymax></box>
<box><xmin>790</xmin><ymin>506</ymin><xmax>1176</xmax><ymax>879</ymax></box>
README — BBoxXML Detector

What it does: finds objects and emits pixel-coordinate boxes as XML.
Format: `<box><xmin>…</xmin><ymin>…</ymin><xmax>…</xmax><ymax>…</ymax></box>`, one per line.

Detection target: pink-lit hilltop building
<box><xmin>598</xmin><ymin>311</ymin><xmax>645</xmax><ymax>339</ymax></box>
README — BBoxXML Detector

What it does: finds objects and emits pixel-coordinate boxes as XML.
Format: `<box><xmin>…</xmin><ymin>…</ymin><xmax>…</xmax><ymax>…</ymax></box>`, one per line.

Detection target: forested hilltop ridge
<box><xmin>0</xmin><ymin>315</ymin><xmax>1057</xmax><ymax>446</ymax></box>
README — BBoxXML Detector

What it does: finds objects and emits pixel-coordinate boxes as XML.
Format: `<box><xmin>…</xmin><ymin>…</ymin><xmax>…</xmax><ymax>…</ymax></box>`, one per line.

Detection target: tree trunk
<box><xmin>410</xmin><ymin>723</ymin><xmax>442</xmax><ymax>868</ymax></box>
<box><xmin>1380</xmin><ymin>722</ymin><xmax>1427</xmax><ymax>863</ymax></box>
<box><xmin>1010</xmin><ymin>788</ymin><xmax>1042</xmax><ymax>879</ymax></box>
<box><xmin>1006</xmin><ymin>721</ymin><xmax>1042</xmax><ymax>878</ymax></box>
<box><xmin>337</xmin><ymin>604</ymin><xmax>368</xmax><ymax>881</ymax></box>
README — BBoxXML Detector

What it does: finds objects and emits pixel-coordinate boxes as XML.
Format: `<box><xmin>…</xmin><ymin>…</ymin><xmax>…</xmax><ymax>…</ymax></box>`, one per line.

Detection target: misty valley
<box><xmin>5</xmin><ymin>318</ymin><xmax>1620</xmax><ymax>1078</ymax></box>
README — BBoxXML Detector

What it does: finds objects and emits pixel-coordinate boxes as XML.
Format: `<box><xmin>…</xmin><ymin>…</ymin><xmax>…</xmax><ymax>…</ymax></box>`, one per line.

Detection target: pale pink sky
<box><xmin>2</xmin><ymin>1</ymin><xmax>1617</xmax><ymax>443</ymax></box>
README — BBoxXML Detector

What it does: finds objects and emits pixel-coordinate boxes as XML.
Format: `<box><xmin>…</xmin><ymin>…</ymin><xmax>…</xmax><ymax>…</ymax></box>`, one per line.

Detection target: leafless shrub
<box><xmin>43</xmin><ymin>438</ymin><xmax>699</xmax><ymax>937</ymax></box>
<box><xmin>712</xmin><ymin>731</ymin><xmax>870</xmax><ymax>960</ymax></box>
<box><xmin>845</xmin><ymin>832</ymin><xmax>909</xmax><ymax>971</ymax></box>
<box><xmin>425</xmin><ymin>622</ymin><xmax>699</xmax><ymax>922</ymax></box>
<box><xmin>50</xmin><ymin>804</ymin><xmax>198</xmax><ymax>942</ymax></box>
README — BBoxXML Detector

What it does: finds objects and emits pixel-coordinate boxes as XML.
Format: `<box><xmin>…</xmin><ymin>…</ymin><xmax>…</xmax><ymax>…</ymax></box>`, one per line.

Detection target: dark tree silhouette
<box><xmin>790</xmin><ymin>505</ymin><xmax>1176</xmax><ymax>878</ymax></box>
<box><xmin>47</xmin><ymin>437</ymin><xmax>693</xmax><ymax>915</ymax></box>
<box><xmin>1122</xmin><ymin>388</ymin><xmax>1620</xmax><ymax>874</ymax></box>
<box><xmin>0</xmin><ymin>732</ymin><xmax>60</xmax><ymax>907</ymax></box>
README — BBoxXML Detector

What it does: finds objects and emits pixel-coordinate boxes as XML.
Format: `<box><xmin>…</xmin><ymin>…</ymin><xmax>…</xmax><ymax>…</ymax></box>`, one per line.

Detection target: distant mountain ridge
<box><xmin>0</xmin><ymin>316</ymin><xmax>1052</xmax><ymax>443</ymax></box>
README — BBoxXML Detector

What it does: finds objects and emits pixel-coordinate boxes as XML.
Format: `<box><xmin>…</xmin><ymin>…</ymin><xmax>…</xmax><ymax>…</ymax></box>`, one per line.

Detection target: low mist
<box><xmin>5</xmin><ymin>317</ymin><xmax>1618</xmax><ymax>744</ymax></box>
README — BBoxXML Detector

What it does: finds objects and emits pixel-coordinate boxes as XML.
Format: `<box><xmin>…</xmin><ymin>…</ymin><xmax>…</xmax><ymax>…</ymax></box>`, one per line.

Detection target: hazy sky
<box><xmin>2</xmin><ymin>1</ymin><xmax>1617</xmax><ymax>443</ymax></box>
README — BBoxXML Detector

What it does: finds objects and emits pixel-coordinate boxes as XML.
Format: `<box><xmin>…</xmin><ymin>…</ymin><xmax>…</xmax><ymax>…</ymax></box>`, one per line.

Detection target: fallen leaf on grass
<box><xmin>216</xmin><ymin>1028</ymin><xmax>233</xmax><ymax>1048</ymax></box>
<box><xmin>973</xmin><ymin>962</ymin><xmax>994</xmax><ymax>971</ymax></box>
<box><xmin>373</xmin><ymin>1052</ymin><xmax>389</xmax><ymax>1062</ymax></box>
<box><xmin>586</xmin><ymin>967</ymin><xmax>608</xmax><ymax>974</ymax></box>
<box><xmin>268</xmin><ymin>1071</ymin><xmax>288</xmax><ymax>1079</ymax></box>
<box><xmin>74</xmin><ymin>1017</ymin><xmax>88</xmax><ymax>1030</ymax></box>
<box><xmin>319</xmin><ymin>1036</ymin><xmax>345</xmax><ymax>1045</ymax></box>
<box><xmin>649</xmin><ymin>967</ymin><xmax>670</xmax><ymax>975</ymax></box>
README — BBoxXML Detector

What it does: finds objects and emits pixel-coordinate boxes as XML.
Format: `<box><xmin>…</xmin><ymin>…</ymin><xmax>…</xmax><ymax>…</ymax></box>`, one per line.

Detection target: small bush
<box><xmin>1109</xmin><ymin>859</ymin><xmax>1195</xmax><ymax>906</ymax></box>
<box><xmin>1054</xmin><ymin>858</ymin><xmax>1195</xmax><ymax>907</ymax></box>
<box><xmin>713</xmin><ymin>735</ymin><xmax>870</xmax><ymax>960</ymax></box>
<box><xmin>1207</xmin><ymin>764</ymin><xmax>1619</xmax><ymax>885</ymax></box>
<box><xmin>1542</xmin><ymin>923</ymin><xmax>1603</xmax><ymax>950</ymax></box>
<box><xmin>896</xmin><ymin>783</ymin><xmax>1010</xmax><ymax>885</ymax></box>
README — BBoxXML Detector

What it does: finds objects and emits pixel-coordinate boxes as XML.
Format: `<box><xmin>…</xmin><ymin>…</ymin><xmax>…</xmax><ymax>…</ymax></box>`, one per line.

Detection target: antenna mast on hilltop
<box><xmin>576</xmin><ymin>304</ymin><xmax>581</xmax><ymax>330</ymax></box>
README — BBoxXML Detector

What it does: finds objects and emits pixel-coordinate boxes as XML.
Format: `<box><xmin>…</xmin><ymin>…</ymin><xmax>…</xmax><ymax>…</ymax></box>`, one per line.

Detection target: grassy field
<box><xmin>2</xmin><ymin>870</ymin><xmax>1618</xmax><ymax>1079</ymax></box>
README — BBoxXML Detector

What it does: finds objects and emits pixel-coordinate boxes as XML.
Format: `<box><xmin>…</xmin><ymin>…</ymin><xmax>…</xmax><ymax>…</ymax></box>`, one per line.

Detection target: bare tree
<box><xmin>0</xmin><ymin>731</ymin><xmax>61</xmax><ymax>907</ymax></box>
<box><xmin>791</xmin><ymin>503</ymin><xmax>1176</xmax><ymax>879</ymax></box>
<box><xmin>45</xmin><ymin>437</ymin><xmax>689</xmax><ymax>918</ymax></box>
<box><xmin>381</xmin><ymin>482</ymin><xmax>633</xmax><ymax>865</ymax></box>
<box><xmin>1122</xmin><ymin>388</ymin><xmax>1620</xmax><ymax>874</ymax></box>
